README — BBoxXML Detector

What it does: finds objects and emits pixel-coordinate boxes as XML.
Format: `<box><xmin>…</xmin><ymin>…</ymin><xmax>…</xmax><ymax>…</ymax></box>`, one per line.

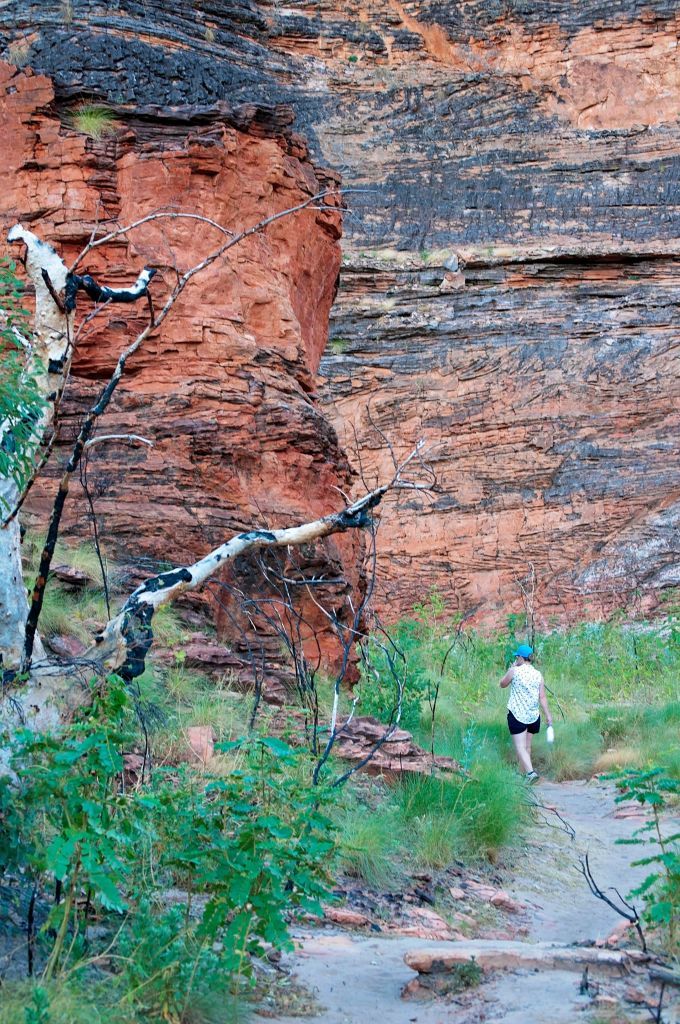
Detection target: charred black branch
<box><xmin>579</xmin><ymin>853</ymin><xmax>647</xmax><ymax>953</ymax></box>
<box><xmin>64</xmin><ymin>267</ymin><xmax>157</xmax><ymax>312</ymax></box>
<box><xmin>118</xmin><ymin>603</ymin><xmax>154</xmax><ymax>682</ymax></box>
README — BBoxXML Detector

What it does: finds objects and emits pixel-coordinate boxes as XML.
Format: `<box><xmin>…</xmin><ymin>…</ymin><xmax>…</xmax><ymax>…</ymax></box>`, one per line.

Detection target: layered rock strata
<box><xmin>0</xmin><ymin>60</ymin><xmax>359</xmax><ymax>672</ymax></box>
<box><xmin>2</xmin><ymin>1</ymin><xmax>679</xmax><ymax>625</ymax></box>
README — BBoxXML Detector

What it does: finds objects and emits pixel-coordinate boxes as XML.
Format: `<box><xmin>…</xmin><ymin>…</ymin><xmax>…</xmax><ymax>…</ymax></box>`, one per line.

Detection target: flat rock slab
<box><xmin>404</xmin><ymin>940</ymin><xmax>640</xmax><ymax>976</ymax></box>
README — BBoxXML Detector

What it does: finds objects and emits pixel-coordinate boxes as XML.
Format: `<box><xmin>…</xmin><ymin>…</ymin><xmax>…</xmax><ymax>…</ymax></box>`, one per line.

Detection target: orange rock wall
<box><xmin>2</xmin><ymin>0</ymin><xmax>679</xmax><ymax>629</ymax></box>
<box><xmin>0</xmin><ymin>61</ymin><xmax>359</xmax><ymax>665</ymax></box>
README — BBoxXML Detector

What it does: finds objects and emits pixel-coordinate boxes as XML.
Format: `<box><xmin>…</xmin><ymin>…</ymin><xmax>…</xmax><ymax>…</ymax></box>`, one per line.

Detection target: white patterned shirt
<box><xmin>507</xmin><ymin>663</ymin><xmax>542</xmax><ymax>724</ymax></box>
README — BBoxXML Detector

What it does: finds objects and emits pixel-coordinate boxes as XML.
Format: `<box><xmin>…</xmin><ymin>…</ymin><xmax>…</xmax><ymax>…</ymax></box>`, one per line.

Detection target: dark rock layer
<box><xmin>2</xmin><ymin>1</ymin><xmax>679</xmax><ymax>624</ymax></box>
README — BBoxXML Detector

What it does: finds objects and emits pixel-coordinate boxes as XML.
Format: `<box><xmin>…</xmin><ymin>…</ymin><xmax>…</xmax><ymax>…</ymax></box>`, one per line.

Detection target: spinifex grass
<box><xmin>335</xmin><ymin>802</ymin><xmax>404</xmax><ymax>888</ymax></box>
<box><xmin>68</xmin><ymin>103</ymin><xmax>117</xmax><ymax>140</ymax></box>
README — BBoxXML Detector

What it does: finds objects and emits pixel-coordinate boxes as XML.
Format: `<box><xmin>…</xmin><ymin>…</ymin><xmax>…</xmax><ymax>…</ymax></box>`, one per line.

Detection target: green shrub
<box><xmin>0</xmin><ymin>679</ymin><xmax>335</xmax><ymax>1018</ymax></box>
<box><xmin>0</xmin><ymin>981</ymin><xmax>129</xmax><ymax>1024</ymax></box>
<box><xmin>611</xmin><ymin>768</ymin><xmax>680</xmax><ymax>956</ymax></box>
<box><xmin>0</xmin><ymin>259</ymin><xmax>46</xmax><ymax>504</ymax></box>
<box><xmin>436</xmin><ymin>959</ymin><xmax>482</xmax><ymax>994</ymax></box>
<box><xmin>119</xmin><ymin>903</ymin><xmax>244</xmax><ymax>1024</ymax></box>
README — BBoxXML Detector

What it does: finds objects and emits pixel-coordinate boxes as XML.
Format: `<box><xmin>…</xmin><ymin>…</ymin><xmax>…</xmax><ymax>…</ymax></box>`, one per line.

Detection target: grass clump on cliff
<box><xmin>68</xmin><ymin>102</ymin><xmax>117</xmax><ymax>140</ymax></box>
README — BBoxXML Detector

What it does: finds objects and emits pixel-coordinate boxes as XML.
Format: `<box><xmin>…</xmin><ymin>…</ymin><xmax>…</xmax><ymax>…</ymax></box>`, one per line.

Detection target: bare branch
<box><xmin>84</xmin><ymin>434</ymin><xmax>154</xmax><ymax>450</ymax></box>
<box><xmin>578</xmin><ymin>853</ymin><xmax>647</xmax><ymax>952</ymax></box>
<box><xmin>87</xmin><ymin>484</ymin><xmax>387</xmax><ymax>681</ymax></box>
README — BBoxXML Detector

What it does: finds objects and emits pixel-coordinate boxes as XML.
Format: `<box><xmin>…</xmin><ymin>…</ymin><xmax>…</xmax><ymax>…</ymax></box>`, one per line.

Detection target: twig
<box><xmin>84</xmin><ymin>434</ymin><xmax>154</xmax><ymax>449</ymax></box>
<box><xmin>579</xmin><ymin>852</ymin><xmax>647</xmax><ymax>952</ymax></box>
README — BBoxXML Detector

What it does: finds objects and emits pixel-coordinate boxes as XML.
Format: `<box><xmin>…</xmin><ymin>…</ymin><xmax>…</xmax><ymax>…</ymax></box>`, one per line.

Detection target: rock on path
<box><xmin>259</xmin><ymin>780</ymin><xmax>678</xmax><ymax>1024</ymax></box>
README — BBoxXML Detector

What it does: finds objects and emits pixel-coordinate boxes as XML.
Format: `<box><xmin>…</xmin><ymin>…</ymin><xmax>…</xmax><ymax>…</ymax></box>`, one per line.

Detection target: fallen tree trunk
<box><xmin>5</xmin><ymin>484</ymin><xmax>389</xmax><ymax>729</ymax></box>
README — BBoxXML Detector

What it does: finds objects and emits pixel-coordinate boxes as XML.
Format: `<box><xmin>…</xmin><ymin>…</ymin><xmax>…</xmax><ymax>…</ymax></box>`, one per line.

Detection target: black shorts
<box><xmin>507</xmin><ymin>710</ymin><xmax>540</xmax><ymax>735</ymax></box>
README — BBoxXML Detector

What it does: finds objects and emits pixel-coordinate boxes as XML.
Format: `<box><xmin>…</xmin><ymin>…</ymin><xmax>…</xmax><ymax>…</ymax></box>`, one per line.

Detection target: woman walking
<box><xmin>499</xmin><ymin>644</ymin><xmax>553</xmax><ymax>783</ymax></box>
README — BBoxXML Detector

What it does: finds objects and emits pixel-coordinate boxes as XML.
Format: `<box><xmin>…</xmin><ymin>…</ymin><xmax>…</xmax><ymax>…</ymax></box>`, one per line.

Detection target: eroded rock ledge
<box><xmin>0</xmin><ymin>60</ymin><xmax>360</xmax><ymax>675</ymax></box>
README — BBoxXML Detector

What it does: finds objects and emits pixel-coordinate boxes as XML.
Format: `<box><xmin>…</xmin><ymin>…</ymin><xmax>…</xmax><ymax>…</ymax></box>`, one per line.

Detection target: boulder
<box><xmin>52</xmin><ymin>564</ymin><xmax>93</xmax><ymax>588</ymax></box>
<box><xmin>333</xmin><ymin>716</ymin><xmax>461</xmax><ymax>776</ymax></box>
<box><xmin>388</xmin><ymin>906</ymin><xmax>460</xmax><ymax>941</ymax></box>
<box><xmin>404</xmin><ymin>940</ymin><xmax>638</xmax><ymax>976</ymax></box>
<box><xmin>45</xmin><ymin>634</ymin><xmax>87</xmax><ymax>660</ymax></box>
<box><xmin>186</xmin><ymin>725</ymin><xmax>215</xmax><ymax>766</ymax></box>
<box><xmin>323</xmin><ymin>906</ymin><xmax>371</xmax><ymax>928</ymax></box>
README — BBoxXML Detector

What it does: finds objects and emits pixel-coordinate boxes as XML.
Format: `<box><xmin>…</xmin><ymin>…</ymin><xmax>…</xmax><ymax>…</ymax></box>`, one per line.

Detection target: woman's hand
<box><xmin>499</xmin><ymin>667</ymin><xmax>514</xmax><ymax>689</ymax></box>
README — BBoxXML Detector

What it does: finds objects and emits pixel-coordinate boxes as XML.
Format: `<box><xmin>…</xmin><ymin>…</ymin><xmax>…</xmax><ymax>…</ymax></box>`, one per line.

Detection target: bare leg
<box><xmin>512</xmin><ymin>732</ymin><xmax>533</xmax><ymax>774</ymax></box>
<box><xmin>524</xmin><ymin>732</ymin><xmax>535</xmax><ymax>774</ymax></box>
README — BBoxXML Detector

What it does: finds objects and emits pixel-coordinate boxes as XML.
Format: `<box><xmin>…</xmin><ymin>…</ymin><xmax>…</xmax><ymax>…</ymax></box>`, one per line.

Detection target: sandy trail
<box><xmin>261</xmin><ymin>780</ymin><xmax>678</xmax><ymax>1024</ymax></box>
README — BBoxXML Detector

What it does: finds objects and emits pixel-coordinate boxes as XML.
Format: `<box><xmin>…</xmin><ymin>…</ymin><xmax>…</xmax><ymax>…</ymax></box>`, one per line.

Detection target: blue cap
<box><xmin>513</xmin><ymin>644</ymin><xmax>533</xmax><ymax>659</ymax></box>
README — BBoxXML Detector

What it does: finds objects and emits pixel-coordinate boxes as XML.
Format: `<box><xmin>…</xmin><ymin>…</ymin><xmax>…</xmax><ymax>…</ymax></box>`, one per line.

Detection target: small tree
<box><xmin>0</xmin><ymin>200</ymin><xmax>424</xmax><ymax>732</ymax></box>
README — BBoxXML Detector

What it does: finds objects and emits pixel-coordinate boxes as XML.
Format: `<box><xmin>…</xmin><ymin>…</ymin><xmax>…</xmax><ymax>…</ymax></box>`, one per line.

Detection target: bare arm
<box><xmin>539</xmin><ymin>678</ymin><xmax>552</xmax><ymax>724</ymax></box>
<box><xmin>499</xmin><ymin>667</ymin><xmax>514</xmax><ymax>689</ymax></box>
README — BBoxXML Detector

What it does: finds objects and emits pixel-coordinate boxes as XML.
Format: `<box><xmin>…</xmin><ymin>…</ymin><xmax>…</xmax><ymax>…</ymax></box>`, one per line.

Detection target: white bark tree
<box><xmin>0</xmin><ymin>201</ymin><xmax>418</xmax><ymax>731</ymax></box>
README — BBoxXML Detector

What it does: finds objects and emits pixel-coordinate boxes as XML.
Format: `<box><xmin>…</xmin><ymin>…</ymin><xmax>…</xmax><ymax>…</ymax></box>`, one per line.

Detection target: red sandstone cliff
<box><xmin>0</xmin><ymin>61</ymin><xmax>360</xmax><ymax>672</ymax></box>
<box><xmin>1</xmin><ymin>0</ymin><xmax>679</xmax><ymax>631</ymax></box>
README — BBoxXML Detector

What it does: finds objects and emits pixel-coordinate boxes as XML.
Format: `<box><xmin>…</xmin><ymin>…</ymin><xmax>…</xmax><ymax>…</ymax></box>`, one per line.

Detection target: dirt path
<box><xmin>261</xmin><ymin>780</ymin><xmax>678</xmax><ymax>1024</ymax></box>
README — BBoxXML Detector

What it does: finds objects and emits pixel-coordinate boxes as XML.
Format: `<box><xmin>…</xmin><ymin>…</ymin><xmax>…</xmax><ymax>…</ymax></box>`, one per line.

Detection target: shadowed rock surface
<box><xmin>0</xmin><ymin>60</ymin><xmax>360</xmax><ymax>676</ymax></box>
<box><xmin>1</xmin><ymin>1</ymin><xmax>679</xmax><ymax>630</ymax></box>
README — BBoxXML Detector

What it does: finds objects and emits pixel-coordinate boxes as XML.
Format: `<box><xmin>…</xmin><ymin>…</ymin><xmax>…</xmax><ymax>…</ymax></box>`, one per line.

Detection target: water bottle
<box><xmin>546</xmin><ymin>725</ymin><xmax>555</xmax><ymax>744</ymax></box>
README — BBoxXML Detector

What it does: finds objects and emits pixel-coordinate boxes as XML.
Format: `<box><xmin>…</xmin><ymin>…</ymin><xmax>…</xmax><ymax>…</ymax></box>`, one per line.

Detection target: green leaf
<box><xmin>259</xmin><ymin>736</ymin><xmax>297</xmax><ymax>758</ymax></box>
<box><xmin>90</xmin><ymin>870</ymin><xmax>127</xmax><ymax>912</ymax></box>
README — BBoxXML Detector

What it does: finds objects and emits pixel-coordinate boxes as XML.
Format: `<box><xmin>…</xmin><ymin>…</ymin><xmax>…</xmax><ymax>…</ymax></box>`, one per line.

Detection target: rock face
<box><xmin>0</xmin><ymin>61</ymin><xmax>360</xmax><ymax>674</ymax></box>
<box><xmin>332</xmin><ymin>715</ymin><xmax>461</xmax><ymax>776</ymax></box>
<box><xmin>2</xmin><ymin>1</ymin><xmax>679</xmax><ymax>629</ymax></box>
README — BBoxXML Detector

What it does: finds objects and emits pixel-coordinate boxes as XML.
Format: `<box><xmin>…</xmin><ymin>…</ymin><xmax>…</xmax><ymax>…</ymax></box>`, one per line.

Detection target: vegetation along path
<box><xmin>265</xmin><ymin>780</ymin><xmax>679</xmax><ymax>1024</ymax></box>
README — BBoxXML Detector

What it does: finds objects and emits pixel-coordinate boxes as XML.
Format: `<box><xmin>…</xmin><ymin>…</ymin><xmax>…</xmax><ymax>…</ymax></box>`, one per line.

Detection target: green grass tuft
<box><xmin>454</xmin><ymin>760</ymin><xmax>529</xmax><ymax>860</ymax></box>
<box><xmin>412</xmin><ymin>811</ymin><xmax>463</xmax><ymax>868</ymax></box>
<box><xmin>336</xmin><ymin>804</ymin><xmax>404</xmax><ymax>888</ymax></box>
<box><xmin>533</xmin><ymin>719</ymin><xmax>603</xmax><ymax>781</ymax></box>
<box><xmin>68</xmin><ymin>103</ymin><xmax>117</xmax><ymax>140</ymax></box>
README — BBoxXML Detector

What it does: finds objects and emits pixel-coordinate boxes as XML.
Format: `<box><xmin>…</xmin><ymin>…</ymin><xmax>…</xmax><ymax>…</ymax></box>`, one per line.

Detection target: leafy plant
<box><xmin>438</xmin><ymin>958</ymin><xmax>482</xmax><ymax>994</ymax></box>
<box><xmin>118</xmin><ymin>902</ymin><xmax>237</xmax><ymax>1024</ymax></box>
<box><xmin>1</xmin><ymin>677</ymin><xmax>141</xmax><ymax>979</ymax></box>
<box><xmin>24</xmin><ymin>987</ymin><xmax>51</xmax><ymax>1024</ymax></box>
<box><xmin>611</xmin><ymin>768</ymin><xmax>680</xmax><ymax>955</ymax></box>
<box><xmin>0</xmin><ymin>258</ymin><xmax>46</xmax><ymax>504</ymax></box>
<box><xmin>1</xmin><ymin>678</ymin><xmax>336</xmax><ymax>1018</ymax></box>
<box><xmin>359</xmin><ymin>590</ymin><xmax>452</xmax><ymax>732</ymax></box>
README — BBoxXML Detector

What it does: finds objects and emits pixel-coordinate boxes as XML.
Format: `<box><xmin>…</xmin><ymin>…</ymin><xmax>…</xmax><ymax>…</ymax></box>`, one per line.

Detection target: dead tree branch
<box><xmin>11</xmin><ymin>190</ymin><xmax>346</xmax><ymax>673</ymax></box>
<box><xmin>579</xmin><ymin>852</ymin><xmax>647</xmax><ymax>952</ymax></box>
<box><xmin>84</xmin><ymin>485</ymin><xmax>387</xmax><ymax>683</ymax></box>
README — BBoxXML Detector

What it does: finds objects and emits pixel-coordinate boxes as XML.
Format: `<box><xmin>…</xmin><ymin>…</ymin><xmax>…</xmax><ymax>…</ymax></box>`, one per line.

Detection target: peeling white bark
<box><xmin>0</xmin><ymin>516</ymin><xmax>29</xmax><ymax>670</ymax></box>
<box><xmin>89</xmin><ymin>485</ymin><xmax>388</xmax><ymax>679</ymax></box>
<box><xmin>0</xmin><ymin>227</ymin><xmax>73</xmax><ymax>667</ymax></box>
